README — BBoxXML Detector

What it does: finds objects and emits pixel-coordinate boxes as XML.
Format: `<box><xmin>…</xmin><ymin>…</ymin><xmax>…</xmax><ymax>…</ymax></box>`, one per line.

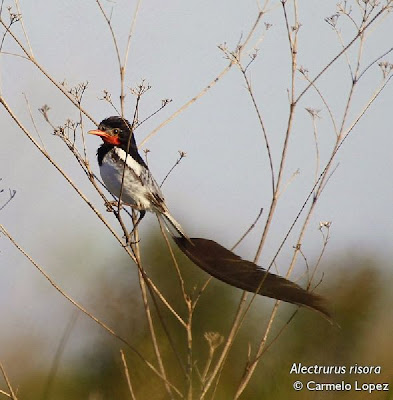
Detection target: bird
<box><xmin>89</xmin><ymin>116</ymin><xmax>332</xmax><ymax>321</ymax></box>
<box><xmin>88</xmin><ymin>116</ymin><xmax>189</xmax><ymax>239</ymax></box>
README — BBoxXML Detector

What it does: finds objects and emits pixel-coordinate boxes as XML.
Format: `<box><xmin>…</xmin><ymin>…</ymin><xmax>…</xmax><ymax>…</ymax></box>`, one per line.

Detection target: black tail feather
<box><xmin>173</xmin><ymin>237</ymin><xmax>332</xmax><ymax>322</ymax></box>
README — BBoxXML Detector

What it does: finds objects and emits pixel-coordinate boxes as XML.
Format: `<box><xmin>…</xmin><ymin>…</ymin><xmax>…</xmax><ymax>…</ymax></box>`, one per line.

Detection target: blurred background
<box><xmin>0</xmin><ymin>0</ymin><xmax>392</xmax><ymax>398</ymax></box>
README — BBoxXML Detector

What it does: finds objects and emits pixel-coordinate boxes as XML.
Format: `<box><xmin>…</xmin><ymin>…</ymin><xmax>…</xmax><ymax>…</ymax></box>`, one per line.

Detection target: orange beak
<box><xmin>88</xmin><ymin>129</ymin><xmax>120</xmax><ymax>145</ymax></box>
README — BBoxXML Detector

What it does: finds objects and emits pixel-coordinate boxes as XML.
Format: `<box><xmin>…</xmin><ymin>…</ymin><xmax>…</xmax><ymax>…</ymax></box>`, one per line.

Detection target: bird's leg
<box><xmin>124</xmin><ymin>210</ymin><xmax>146</xmax><ymax>246</ymax></box>
<box><xmin>130</xmin><ymin>210</ymin><xmax>146</xmax><ymax>235</ymax></box>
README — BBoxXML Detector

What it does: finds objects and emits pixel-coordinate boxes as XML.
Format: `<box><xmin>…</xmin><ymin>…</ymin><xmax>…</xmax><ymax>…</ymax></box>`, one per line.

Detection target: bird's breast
<box><xmin>100</xmin><ymin>148</ymin><xmax>164</xmax><ymax>211</ymax></box>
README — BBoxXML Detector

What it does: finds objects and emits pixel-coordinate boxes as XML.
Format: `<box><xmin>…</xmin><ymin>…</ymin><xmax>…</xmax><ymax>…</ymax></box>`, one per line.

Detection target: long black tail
<box><xmin>173</xmin><ymin>237</ymin><xmax>332</xmax><ymax>322</ymax></box>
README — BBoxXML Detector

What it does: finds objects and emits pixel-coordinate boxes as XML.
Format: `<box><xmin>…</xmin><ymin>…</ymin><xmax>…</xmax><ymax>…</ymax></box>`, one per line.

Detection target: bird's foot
<box><xmin>122</xmin><ymin>233</ymin><xmax>141</xmax><ymax>247</ymax></box>
<box><xmin>105</xmin><ymin>200</ymin><xmax>122</xmax><ymax>212</ymax></box>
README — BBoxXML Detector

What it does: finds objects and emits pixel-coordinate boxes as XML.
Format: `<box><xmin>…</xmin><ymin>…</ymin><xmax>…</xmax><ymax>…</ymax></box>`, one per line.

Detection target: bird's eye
<box><xmin>113</xmin><ymin>129</ymin><xmax>119</xmax><ymax>135</ymax></box>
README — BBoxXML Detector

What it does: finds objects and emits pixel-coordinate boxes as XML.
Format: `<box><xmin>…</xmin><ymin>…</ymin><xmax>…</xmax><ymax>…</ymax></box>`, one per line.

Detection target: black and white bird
<box><xmin>89</xmin><ymin>116</ymin><xmax>331</xmax><ymax>321</ymax></box>
<box><xmin>89</xmin><ymin>116</ymin><xmax>188</xmax><ymax>239</ymax></box>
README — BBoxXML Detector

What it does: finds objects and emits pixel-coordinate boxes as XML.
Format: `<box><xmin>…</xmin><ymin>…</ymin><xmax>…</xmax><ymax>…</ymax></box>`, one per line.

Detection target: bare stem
<box><xmin>0</xmin><ymin>362</ymin><xmax>17</xmax><ymax>400</ymax></box>
<box><xmin>121</xmin><ymin>350</ymin><xmax>137</xmax><ymax>400</ymax></box>
<box><xmin>0</xmin><ymin>18</ymin><xmax>96</xmax><ymax>124</ymax></box>
<box><xmin>0</xmin><ymin>224</ymin><xmax>181</xmax><ymax>396</ymax></box>
<box><xmin>141</xmin><ymin>10</ymin><xmax>266</xmax><ymax>146</ymax></box>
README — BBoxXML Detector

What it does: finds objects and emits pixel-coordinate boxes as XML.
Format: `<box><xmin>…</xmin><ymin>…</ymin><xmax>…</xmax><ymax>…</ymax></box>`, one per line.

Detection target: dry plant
<box><xmin>0</xmin><ymin>361</ymin><xmax>18</xmax><ymax>399</ymax></box>
<box><xmin>1</xmin><ymin>0</ymin><xmax>392</xmax><ymax>399</ymax></box>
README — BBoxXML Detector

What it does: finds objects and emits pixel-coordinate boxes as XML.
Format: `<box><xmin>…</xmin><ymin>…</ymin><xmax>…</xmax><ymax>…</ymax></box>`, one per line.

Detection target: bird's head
<box><xmin>88</xmin><ymin>116</ymin><xmax>134</xmax><ymax>147</ymax></box>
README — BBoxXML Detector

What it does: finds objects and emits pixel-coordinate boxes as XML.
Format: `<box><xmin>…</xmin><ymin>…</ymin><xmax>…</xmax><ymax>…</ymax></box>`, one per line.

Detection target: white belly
<box><xmin>100</xmin><ymin>149</ymin><xmax>160</xmax><ymax>211</ymax></box>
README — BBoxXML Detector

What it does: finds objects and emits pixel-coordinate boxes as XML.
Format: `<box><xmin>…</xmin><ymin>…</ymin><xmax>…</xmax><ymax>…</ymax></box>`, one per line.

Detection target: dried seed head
<box><xmin>161</xmin><ymin>98</ymin><xmax>172</xmax><ymax>107</ymax></box>
<box><xmin>378</xmin><ymin>61</ymin><xmax>393</xmax><ymax>79</ymax></box>
<box><xmin>298</xmin><ymin>66</ymin><xmax>309</xmax><ymax>76</ymax></box>
<box><xmin>204</xmin><ymin>332</ymin><xmax>224</xmax><ymax>351</ymax></box>
<box><xmin>325</xmin><ymin>13</ymin><xmax>340</xmax><ymax>28</ymax></box>
<box><xmin>319</xmin><ymin>221</ymin><xmax>332</xmax><ymax>230</ymax></box>
<box><xmin>39</xmin><ymin>104</ymin><xmax>51</xmax><ymax>122</ymax></box>
<box><xmin>305</xmin><ymin>108</ymin><xmax>321</xmax><ymax>118</ymax></box>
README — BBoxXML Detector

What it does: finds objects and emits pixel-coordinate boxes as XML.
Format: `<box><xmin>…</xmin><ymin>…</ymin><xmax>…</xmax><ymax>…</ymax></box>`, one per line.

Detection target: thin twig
<box><xmin>160</xmin><ymin>151</ymin><xmax>186</xmax><ymax>188</ymax></box>
<box><xmin>95</xmin><ymin>0</ymin><xmax>121</xmax><ymax>72</ymax></box>
<box><xmin>233</xmin><ymin>24</ymin><xmax>393</xmax><ymax>398</ymax></box>
<box><xmin>332</xmin><ymin>26</ymin><xmax>355</xmax><ymax>82</ymax></box>
<box><xmin>233</xmin><ymin>300</ymin><xmax>279</xmax><ymax>398</ymax></box>
<box><xmin>253</xmin><ymin>0</ymin><xmax>299</xmax><ymax>264</ymax></box>
<box><xmin>158</xmin><ymin>218</ymin><xmax>187</xmax><ymax>301</ymax></box>
<box><xmin>300</xmin><ymin>70</ymin><xmax>338</xmax><ymax>137</ymax></box>
<box><xmin>240</xmin><ymin>65</ymin><xmax>275</xmax><ymax>193</ymax></box>
<box><xmin>295</xmin><ymin>4</ymin><xmax>392</xmax><ymax>105</ymax></box>
<box><xmin>6</xmin><ymin>97</ymin><xmax>181</xmax><ymax>333</ymax></box>
<box><xmin>42</xmin><ymin>309</ymin><xmax>79</xmax><ymax>400</ymax></box>
<box><xmin>307</xmin><ymin>109</ymin><xmax>321</xmax><ymax>184</ymax></box>
<box><xmin>358</xmin><ymin>45</ymin><xmax>393</xmax><ymax>81</ymax></box>
<box><xmin>23</xmin><ymin>93</ymin><xmax>47</xmax><ymax>152</ymax></box>
<box><xmin>0</xmin><ymin>188</ymin><xmax>16</xmax><ymax>211</ymax></box>
<box><xmin>0</xmin><ymin>389</ymin><xmax>12</xmax><ymax>398</ymax></box>
<box><xmin>95</xmin><ymin>0</ymin><xmax>124</xmax><ymax>114</ymax></box>
<box><xmin>133</xmin><ymin>224</ymin><xmax>174</xmax><ymax>400</ymax></box>
<box><xmin>0</xmin><ymin>96</ymin><xmax>132</xmax><ymax>259</ymax></box>
<box><xmin>307</xmin><ymin>224</ymin><xmax>331</xmax><ymax>289</ymax></box>
<box><xmin>14</xmin><ymin>0</ymin><xmax>33</xmax><ymax>56</ymax></box>
<box><xmin>199</xmin><ymin>8</ymin><xmax>272</xmax><ymax>397</ymax></box>
<box><xmin>137</xmin><ymin>269</ymin><xmax>174</xmax><ymax>399</ymax></box>
<box><xmin>0</xmin><ymin>18</ymin><xmax>96</xmax><ymax>124</ymax></box>
<box><xmin>140</xmin><ymin>10</ymin><xmax>266</xmax><ymax>146</ymax></box>
<box><xmin>199</xmin><ymin>292</ymin><xmax>248</xmax><ymax>399</ymax></box>
<box><xmin>231</xmin><ymin>207</ymin><xmax>263</xmax><ymax>251</ymax></box>
<box><xmin>141</xmin><ymin>225</ymin><xmax>188</xmax><ymax>375</ymax></box>
<box><xmin>0</xmin><ymin>362</ymin><xmax>17</xmax><ymax>400</ymax></box>
<box><xmin>158</xmin><ymin>218</ymin><xmax>197</xmax><ymax>396</ymax></box>
<box><xmin>123</xmin><ymin>0</ymin><xmax>142</xmax><ymax>74</ymax></box>
<box><xmin>121</xmin><ymin>350</ymin><xmax>137</xmax><ymax>400</ymax></box>
<box><xmin>0</xmin><ymin>223</ymin><xmax>182</xmax><ymax>397</ymax></box>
